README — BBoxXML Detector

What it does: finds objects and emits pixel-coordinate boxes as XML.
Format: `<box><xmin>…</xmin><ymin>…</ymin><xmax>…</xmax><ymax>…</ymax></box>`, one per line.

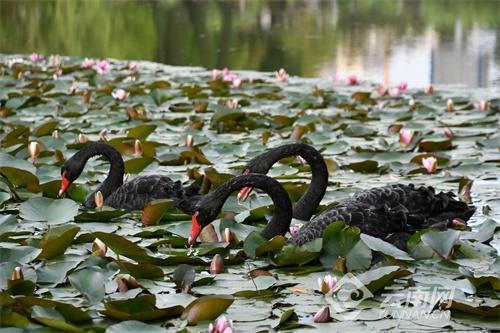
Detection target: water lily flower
<box><xmin>376</xmin><ymin>85</ymin><xmax>388</xmax><ymax>97</ymax></box>
<box><xmin>290</xmin><ymin>224</ymin><xmax>303</xmax><ymax>236</ymax></box>
<box><xmin>275</xmin><ymin>68</ymin><xmax>289</xmax><ymax>82</ymax></box>
<box><xmin>318</xmin><ymin>274</ymin><xmax>338</xmax><ymax>295</ymax></box>
<box><xmin>222</xmin><ymin>228</ymin><xmax>237</xmax><ymax>244</ymax></box>
<box><xmin>313</xmin><ymin>306</ymin><xmax>331</xmax><ymax>323</ymax></box>
<box><xmin>397</xmin><ymin>81</ymin><xmax>408</xmax><ymax>91</ymax></box>
<box><xmin>479</xmin><ymin>100</ymin><xmax>489</xmax><ymax>111</ymax></box>
<box><xmin>49</xmin><ymin>55</ymin><xmax>60</xmax><ymax>67</ymax></box>
<box><xmin>52</xmin><ymin>68</ymin><xmax>63</xmax><ymax>80</ymax></box>
<box><xmin>422</xmin><ymin>156</ymin><xmax>438</xmax><ymax>174</ymax></box>
<box><xmin>452</xmin><ymin>218</ymin><xmax>466</xmax><ymax>228</ymax></box>
<box><xmin>398</xmin><ymin>129</ymin><xmax>413</xmax><ymax>147</ymax></box>
<box><xmin>330</xmin><ymin>74</ymin><xmax>342</xmax><ymax>84</ymax></box>
<box><xmin>111</xmin><ymin>89</ymin><xmax>129</xmax><ymax>101</ymax></box>
<box><xmin>222</xmin><ymin>67</ymin><xmax>230</xmax><ymax>77</ymax></box>
<box><xmin>92</xmin><ymin>238</ymin><xmax>107</xmax><ymax>257</ymax></box>
<box><xmin>389</xmin><ymin>87</ymin><xmax>400</xmax><ymax>98</ymax></box>
<box><xmin>128</xmin><ymin>61</ymin><xmax>137</xmax><ymax>71</ymax></box>
<box><xmin>116</xmin><ymin>274</ymin><xmax>139</xmax><ymax>292</ymax></box>
<box><xmin>11</xmin><ymin>266</ymin><xmax>23</xmax><ymax>281</ymax></box>
<box><xmin>68</xmin><ymin>85</ymin><xmax>77</xmax><ymax>94</ymax></box>
<box><xmin>52</xmin><ymin>130</ymin><xmax>59</xmax><ymax>139</ymax></box>
<box><xmin>78</xmin><ymin>133</ymin><xmax>88</xmax><ymax>144</ymax></box>
<box><xmin>134</xmin><ymin>139</ymin><xmax>143</xmax><ymax>156</ymax></box>
<box><xmin>210</xmin><ymin>254</ymin><xmax>224</xmax><ymax>274</ymax></box>
<box><xmin>446</xmin><ymin>99</ymin><xmax>454</xmax><ymax>112</ymax></box>
<box><xmin>96</xmin><ymin>60</ymin><xmax>111</xmax><ymax>75</ymax></box>
<box><xmin>94</xmin><ymin>191</ymin><xmax>104</xmax><ymax>208</ymax></box>
<box><xmin>444</xmin><ymin>128</ymin><xmax>454</xmax><ymax>138</ymax></box>
<box><xmin>212</xmin><ymin>69</ymin><xmax>220</xmax><ymax>80</ymax></box>
<box><xmin>424</xmin><ymin>86</ymin><xmax>434</xmax><ymax>94</ymax></box>
<box><xmin>81</xmin><ymin>58</ymin><xmax>94</xmax><ymax>69</ymax></box>
<box><xmin>408</xmin><ymin>98</ymin><xmax>415</xmax><ymax>106</ymax></box>
<box><xmin>232</xmin><ymin>77</ymin><xmax>242</xmax><ymax>88</ymax></box>
<box><xmin>30</xmin><ymin>53</ymin><xmax>44</xmax><ymax>62</ymax></box>
<box><xmin>7</xmin><ymin>57</ymin><xmax>23</xmax><ymax>68</ymax></box>
<box><xmin>346</xmin><ymin>74</ymin><xmax>359</xmax><ymax>85</ymax></box>
<box><xmin>28</xmin><ymin>141</ymin><xmax>40</xmax><ymax>163</ymax></box>
<box><xmin>208</xmin><ymin>316</ymin><xmax>234</xmax><ymax>333</ymax></box>
<box><xmin>82</xmin><ymin>89</ymin><xmax>92</xmax><ymax>104</ymax></box>
<box><xmin>185</xmin><ymin>134</ymin><xmax>193</xmax><ymax>147</ymax></box>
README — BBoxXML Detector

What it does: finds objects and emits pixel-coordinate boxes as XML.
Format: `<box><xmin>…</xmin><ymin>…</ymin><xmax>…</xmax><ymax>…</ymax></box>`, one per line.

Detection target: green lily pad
<box><xmin>19</xmin><ymin>197</ymin><xmax>79</xmax><ymax>224</ymax></box>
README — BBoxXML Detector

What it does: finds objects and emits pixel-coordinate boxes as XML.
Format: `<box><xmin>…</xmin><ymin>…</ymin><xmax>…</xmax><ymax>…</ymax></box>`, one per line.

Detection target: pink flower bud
<box><xmin>424</xmin><ymin>86</ymin><xmax>434</xmax><ymax>94</ymax></box>
<box><xmin>397</xmin><ymin>81</ymin><xmax>408</xmax><ymax>91</ymax></box>
<box><xmin>346</xmin><ymin>74</ymin><xmax>359</xmax><ymax>85</ymax></box>
<box><xmin>134</xmin><ymin>139</ymin><xmax>143</xmax><ymax>156</ymax></box>
<box><xmin>398</xmin><ymin>129</ymin><xmax>413</xmax><ymax>147</ymax></box>
<box><xmin>451</xmin><ymin>218</ymin><xmax>466</xmax><ymax>228</ymax></box>
<box><xmin>28</xmin><ymin>141</ymin><xmax>40</xmax><ymax>163</ymax></box>
<box><xmin>185</xmin><ymin>134</ymin><xmax>193</xmax><ymax>147</ymax></box>
<box><xmin>275</xmin><ymin>68</ymin><xmax>289</xmax><ymax>82</ymax></box>
<box><xmin>30</xmin><ymin>53</ymin><xmax>44</xmax><ymax>62</ymax></box>
<box><xmin>422</xmin><ymin>156</ymin><xmax>438</xmax><ymax>174</ymax></box>
<box><xmin>289</xmin><ymin>224</ymin><xmax>303</xmax><ymax>236</ymax></box>
<box><xmin>479</xmin><ymin>100</ymin><xmax>489</xmax><ymax>111</ymax></box>
<box><xmin>232</xmin><ymin>77</ymin><xmax>242</xmax><ymax>88</ymax></box>
<box><xmin>389</xmin><ymin>87</ymin><xmax>400</xmax><ymax>98</ymax></box>
<box><xmin>94</xmin><ymin>191</ymin><xmax>104</xmax><ymax>208</ymax></box>
<box><xmin>212</xmin><ymin>69</ymin><xmax>220</xmax><ymax>80</ymax></box>
<box><xmin>96</xmin><ymin>60</ymin><xmax>111</xmax><ymax>75</ymax></box>
<box><xmin>78</xmin><ymin>133</ymin><xmax>88</xmax><ymax>144</ymax></box>
<box><xmin>210</xmin><ymin>254</ymin><xmax>224</xmax><ymax>274</ymax></box>
<box><xmin>444</xmin><ymin>128</ymin><xmax>454</xmax><ymax>138</ymax></box>
<box><xmin>222</xmin><ymin>228</ymin><xmax>237</xmax><ymax>244</ymax></box>
<box><xmin>128</xmin><ymin>62</ymin><xmax>137</xmax><ymax>71</ymax></box>
<box><xmin>313</xmin><ymin>306</ymin><xmax>331</xmax><ymax>323</ymax></box>
<box><xmin>99</xmin><ymin>129</ymin><xmax>107</xmax><ymax>140</ymax></box>
<box><xmin>376</xmin><ymin>85</ymin><xmax>388</xmax><ymax>97</ymax></box>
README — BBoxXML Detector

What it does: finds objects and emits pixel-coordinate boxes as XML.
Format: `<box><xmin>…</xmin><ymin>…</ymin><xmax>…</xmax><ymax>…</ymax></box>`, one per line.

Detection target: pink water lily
<box><xmin>389</xmin><ymin>87</ymin><xmax>401</xmax><ymax>98</ymax></box>
<box><xmin>331</xmin><ymin>74</ymin><xmax>342</xmax><ymax>84</ymax></box>
<box><xmin>81</xmin><ymin>58</ymin><xmax>94</xmax><ymax>69</ymax></box>
<box><xmin>397</xmin><ymin>81</ymin><xmax>408</xmax><ymax>91</ymax></box>
<box><xmin>275</xmin><ymin>68</ymin><xmax>289</xmax><ymax>82</ymax></box>
<box><xmin>452</xmin><ymin>218</ymin><xmax>466</xmax><ymax>228</ymax></box>
<box><xmin>399</xmin><ymin>129</ymin><xmax>413</xmax><ymax>147</ymax></box>
<box><xmin>289</xmin><ymin>224</ymin><xmax>303</xmax><ymax>236</ymax></box>
<box><xmin>212</xmin><ymin>69</ymin><xmax>220</xmax><ymax>80</ymax></box>
<box><xmin>96</xmin><ymin>60</ymin><xmax>111</xmax><ymax>75</ymax></box>
<box><xmin>479</xmin><ymin>100</ymin><xmax>489</xmax><ymax>111</ymax></box>
<box><xmin>208</xmin><ymin>316</ymin><xmax>234</xmax><ymax>333</ymax></box>
<box><xmin>128</xmin><ymin>62</ymin><xmax>137</xmax><ymax>71</ymax></box>
<box><xmin>318</xmin><ymin>274</ymin><xmax>338</xmax><ymax>295</ymax></box>
<box><xmin>49</xmin><ymin>55</ymin><xmax>60</xmax><ymax>67</ymax></box>
<box><xmin>444</xmin><ymin>128</ymin><xmax>454</xmax><ymax>138</ymax></box>
<box><xmin>7</xmin><ymin>58</ymin><xmax>23</xmax><ymax>68</ymax></box>
<box><xmin>111</xmin><ymin>89</ymin><xmax>129</xmax><ymax>100</ymax></box>
<box><xmin>346</xmin><ymin>74</ymin><xmax>359</xmax><ymax>85</ymax></box>
<box><xmin>30</xmin><ymin>53</ymin><xmax>44</xmax><ymax>62</ymax></box>
<box><xmin>313</xmin><ymin>306</ymin><xmax>331</xmax><ymax>323</ymax></box>
<box><xmin>422</xmin><ymin>156</ymin><xmax>438</xmax><ymax>174</ymax></box>
<box><xmin>376</xmin><ymin>85</ymin><xmax>388</xmax><ymax>97</ymax></box>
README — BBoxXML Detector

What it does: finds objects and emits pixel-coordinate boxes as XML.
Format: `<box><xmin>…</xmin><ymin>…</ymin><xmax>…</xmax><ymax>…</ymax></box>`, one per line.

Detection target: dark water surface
<box><xmin>1</xmin><ymin>0</ymin><xmax>499</xmax><ymax>88</ymax></box>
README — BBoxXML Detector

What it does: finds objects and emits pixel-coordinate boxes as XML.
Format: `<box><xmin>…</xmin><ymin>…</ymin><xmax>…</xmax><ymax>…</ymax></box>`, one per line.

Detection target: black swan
<box><xmin>238</xmin><ymin>143</ymin><xmax>328</xmax><ymax>221</ymax></box>
<box><xmin>59</xmin><ymin>143</ymin><xmax>199</xmax><ymax>211</ymax></box>
<box><xmin>188</xmin><ymin>175</ymin><xmax>475</xmax><ymax>249</ymax></box>
<box><xmin>188</xmin><ymin>174</ymin><xmax>292</xmax><ymax>245</ymax></box>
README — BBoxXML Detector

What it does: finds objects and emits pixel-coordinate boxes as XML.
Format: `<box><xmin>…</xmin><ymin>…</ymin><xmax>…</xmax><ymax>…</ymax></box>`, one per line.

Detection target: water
<box><xmin>1</xmin><ymin>0</ymin><xmax>499</xmax><ymax>88</ymax></box>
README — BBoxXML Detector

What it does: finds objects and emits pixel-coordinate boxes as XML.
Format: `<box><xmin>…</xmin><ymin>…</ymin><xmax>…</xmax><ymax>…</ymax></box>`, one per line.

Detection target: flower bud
<box><xmin>185</xmin><ymin>134</ymin><xmax>193</xmax><ymax>147</ymax></box>
<box><xmin>424</xmin><ymin>86</ymin><xmax>434</xmax><ymax>94</ymax></box>
<box><xmin>444</xmin><ymin>128</ymin><xmax>454</xmax><ymax>138</ymax></box>
<box><xmin>11</xmin><ymin>266</ymin><xmax>24</xmax><ymax>281</ymax></box>
<box><xmin>479</xmin><ymin>100</ymin><xmax>489</xmax><ymax>111</ymax></box>
<box><xmin>210</xmin><ymin>254</ymin><xmax>224</xmax><ymax>275</ymax></box>
<box><xmin>222</xmin><ymin>227</ymin><xmax>237</xmax><ymax>244</ymax></box>
<box><xmin>52</xmin><ymin>130</ymin><xmax>59</xmax><ymax>139</ymax></box>
<box><xmin>422</xmin><ymin>156</ymin><xmax>438</xmax><ymax>174</ymax></box>
<box><xmin>92</xmin><ymin>238</ymin><xmax>107</xmax><ymax>257</ymax></box>
<box><xmin>94</xmin><ymin>191</ymin><xmax>104</xmax><ymax>208</ymax></box>
<box><xmin>446</xmin><ymin>99</ymin><xmax>454</xmax><ymax>112</ymax></box>
<box><xmin>313</xmin><ymin>306</ymin><xmax>331</xmax><ymax>323</ymax></box>
<box><xmin>78</xmin><ymin>133</ymin><xmax>88</xmax><ymax>144</ymax></box>
<box><xmin>451</xmin><ymin>218</ymin><xmax>466</xmax><ymax>229</ymax></box>
<box><xmin>99</xmin><ymin>129</ymin><xmax>107</xmax><ymax>141</ymax></box>
<box><xmin>134</xmin><ymin>139</ymin><xmax>143</xmax><ymax>156</ymax></box>
<box><xmin>28</xmin><ymin>141</ymin><xmax>40</xmax><ymax>163</ymax></box>
<box><xmin>82</xmin><ymin>89</ymin><xmax>92</xmax><ymax>104</ymax></box>
<box><xmin>398</xmin><ymin>129</ymin><xmax>413</xmax><ymax>148</ymax></box>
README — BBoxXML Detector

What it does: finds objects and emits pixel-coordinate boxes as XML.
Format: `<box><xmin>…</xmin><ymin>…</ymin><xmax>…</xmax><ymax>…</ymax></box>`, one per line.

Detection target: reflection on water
<box><xmin>1</xmin><ymin>0</ymin><xmax>499</xmax><ymax>88</ymax></box>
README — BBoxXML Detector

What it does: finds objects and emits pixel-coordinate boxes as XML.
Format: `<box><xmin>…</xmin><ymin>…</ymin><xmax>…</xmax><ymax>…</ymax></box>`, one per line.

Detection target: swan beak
<box><xmin>237</xmin><ymin>186</ymin><xmax>253</xmax><ymax>203</ymax></box>
<box><xmin>58</xmin><ymin>175</ymin><xmax>71</xmax><ymax>198</ymax></box>
<box><xmin>188</xmin><ymin>212</ymin><xmax>202</xmax><ymax>246</ymax></box>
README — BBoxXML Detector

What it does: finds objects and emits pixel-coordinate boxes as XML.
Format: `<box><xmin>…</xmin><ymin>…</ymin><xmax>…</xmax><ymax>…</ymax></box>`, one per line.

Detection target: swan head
<box><xmin>188</xmin><ymin>199</ymin><xmax>223</xmax><ymax>246</ymax></box>
<box><xmin>58</xmin><ymin>162</ymin><xmax>82</xmax><ymax>197</ymax></box>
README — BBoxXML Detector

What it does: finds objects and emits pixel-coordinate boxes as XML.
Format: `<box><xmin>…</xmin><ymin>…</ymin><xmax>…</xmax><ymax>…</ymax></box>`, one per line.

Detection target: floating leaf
<box><xmin>38</xmin><ymin>224</ymin><xmax>80</xmax><ymax>260</ymax></box>
<box><xmin>360</xmin><ymin>234</ymin><xmax>414</xmax><ymax>261</ymax></box>
<box><xmin>181</xmin><ymin>295</ymin><xmax>234</xmax><ymax>325</ymax></box>
<box><xmin>102</xmin><ymin>295</ymin><xmax>183</xmax><ymax>321</ymax></box>
<box><xmin>141</xmin><ymin>199</ymin><xmax>173</xmax><ymax>225</ymax></box>
<box><xmin>19</xmin><ymin>197</ymin><xmax>79</xmax><ymax>224</ymax></box>
<box><xmin>421</xmin><ymin>229</ymin><xmax>461</xmax><ymax>259</ymax></box>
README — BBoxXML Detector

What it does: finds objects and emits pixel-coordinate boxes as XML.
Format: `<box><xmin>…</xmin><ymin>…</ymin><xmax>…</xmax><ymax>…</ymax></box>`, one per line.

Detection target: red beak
<box><xmin>188</xmin><ymin>212</ymin><xmax>202</xmax><ymax>246</ymax></box>
<box><xmin>58</xmin><ymin>173</ymin><xmax>71</xmax><ymax>197</ymax></box>
<box><xmin>237</xmin><ymin>186</ymin><xmax>253</xmax><ymax>203</ymax></box>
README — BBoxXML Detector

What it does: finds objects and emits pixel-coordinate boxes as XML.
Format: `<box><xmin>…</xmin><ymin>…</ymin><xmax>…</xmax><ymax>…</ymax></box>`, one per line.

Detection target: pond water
<box><xmin>1</xmin><ymin>0</ymin><xmax>499</xmax><ymax>88</ymax></box>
